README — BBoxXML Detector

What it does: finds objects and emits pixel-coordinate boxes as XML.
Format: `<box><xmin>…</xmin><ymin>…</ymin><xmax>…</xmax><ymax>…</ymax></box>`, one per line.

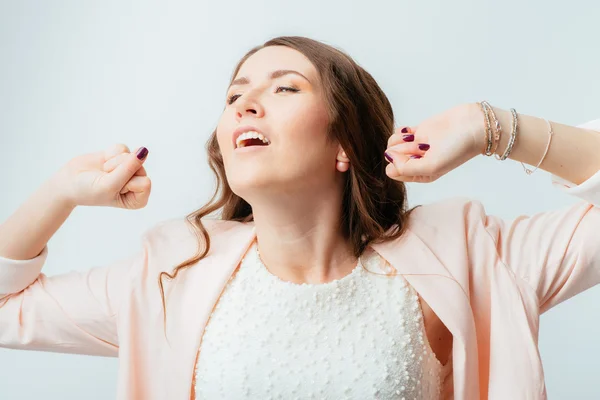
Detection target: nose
<box><xmin>235</xmin><ymin>92</ymin><xmax>264</xmax><ymax>120</ymax></box>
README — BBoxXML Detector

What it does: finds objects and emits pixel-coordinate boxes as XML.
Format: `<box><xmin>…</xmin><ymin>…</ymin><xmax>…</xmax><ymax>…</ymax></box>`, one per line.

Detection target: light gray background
<box><xmin>1</xmin><ymin>1</ymin><xmax>598</xmax><ymax>398</ymax></box>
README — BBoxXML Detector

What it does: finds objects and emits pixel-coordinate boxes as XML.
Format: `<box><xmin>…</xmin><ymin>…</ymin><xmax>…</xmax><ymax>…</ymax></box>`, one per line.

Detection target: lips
<box><xmin>232</xmin><ymin>126</ymin><xmax>270</xmax><ymax>149</ymax></box>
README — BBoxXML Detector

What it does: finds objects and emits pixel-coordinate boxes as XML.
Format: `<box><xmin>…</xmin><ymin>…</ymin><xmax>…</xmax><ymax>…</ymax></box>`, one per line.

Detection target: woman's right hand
<box><xmin>56</xmin><ymin>144</ymin><xmax>151</xmax><ymax>209</ymax></box>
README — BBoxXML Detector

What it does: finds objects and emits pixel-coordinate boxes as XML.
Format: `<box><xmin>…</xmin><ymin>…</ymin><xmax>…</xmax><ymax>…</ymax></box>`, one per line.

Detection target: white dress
<box><xmin>194</xmin><ymin>242</ymin><xmax>451</xmax><ymax>399</ymax></box>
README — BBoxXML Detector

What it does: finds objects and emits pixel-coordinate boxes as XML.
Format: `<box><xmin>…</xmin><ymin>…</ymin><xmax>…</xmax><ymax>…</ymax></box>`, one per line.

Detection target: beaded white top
<box><xmin>194</xmin><ymin>242</ymin><xmax>450</xmax><ymax>399</ymax></box>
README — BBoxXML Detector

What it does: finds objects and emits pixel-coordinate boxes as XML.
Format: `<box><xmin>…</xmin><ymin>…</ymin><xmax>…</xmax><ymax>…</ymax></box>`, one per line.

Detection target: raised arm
<box><xmin>0</xmin><ymin>144</ymin><xmax>151</xmax><ymax>355</ymax></box>
<box><xmin>383</xmin><ymin>102</ymin><xmax>600</xmax><ymax>187</ymax></box>
<box><xmin>384</xmin><ymin>104</ymin><xmax>600</xmax><ymax>313</ymax></box>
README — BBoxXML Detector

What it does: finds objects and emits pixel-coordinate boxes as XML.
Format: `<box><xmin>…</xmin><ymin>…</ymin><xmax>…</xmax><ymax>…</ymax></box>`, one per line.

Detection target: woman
<box><xmin>0</xmin><ymin>36</ymin><xmax>599</xmax><ymax>400</ymax></box>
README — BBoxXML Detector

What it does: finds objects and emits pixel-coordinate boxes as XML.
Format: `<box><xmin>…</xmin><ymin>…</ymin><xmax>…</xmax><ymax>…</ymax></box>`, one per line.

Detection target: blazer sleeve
<box><xmin>0</xmin><ymin>233</ymin><xmax>149</xmax><ymax>357</ymax></box>
<box><xmin>478</xmin><ymin>118</ymin><xmax>600</xmax><ymax>314</ymax></box>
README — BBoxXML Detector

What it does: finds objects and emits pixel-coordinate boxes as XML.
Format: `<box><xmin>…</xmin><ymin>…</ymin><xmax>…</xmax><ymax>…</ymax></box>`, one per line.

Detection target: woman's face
<box><xmin>216</xmin><ymin>46</ymin><xmax>337</xmax><ymax>198</ymax></box>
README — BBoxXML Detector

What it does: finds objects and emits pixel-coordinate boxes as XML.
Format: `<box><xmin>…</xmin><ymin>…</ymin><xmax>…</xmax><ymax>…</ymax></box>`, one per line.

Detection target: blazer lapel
<box><xmin>162</xmin><ymin>221</ymin><xmax>257</xmax><ymax>400</ymax></box>
<box><xmin>371</xmin><ymin>228</ymin><xmax>480</xmax><ymax>399</ymax></box>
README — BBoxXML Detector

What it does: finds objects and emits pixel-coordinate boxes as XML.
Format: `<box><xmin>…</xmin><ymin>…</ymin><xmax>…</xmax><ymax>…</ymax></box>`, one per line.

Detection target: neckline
<box><xmin>250</xmin><ymin>242</ymin><xmax>365</xmax><ymax>289</ymax></box>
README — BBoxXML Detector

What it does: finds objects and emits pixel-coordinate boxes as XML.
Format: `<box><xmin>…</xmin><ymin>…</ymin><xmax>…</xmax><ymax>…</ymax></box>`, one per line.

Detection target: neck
<box><xmin>248</xmin><ymin>187</ymin><xmax>358</xmax><ymax>285</ymax></box>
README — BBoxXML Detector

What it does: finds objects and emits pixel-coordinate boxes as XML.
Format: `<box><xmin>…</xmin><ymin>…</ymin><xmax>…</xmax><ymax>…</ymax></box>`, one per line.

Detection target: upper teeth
<box><xmin>236</xmin><ymin>131</ymin><xmax>270</xmax><ymax>148</ymax></box>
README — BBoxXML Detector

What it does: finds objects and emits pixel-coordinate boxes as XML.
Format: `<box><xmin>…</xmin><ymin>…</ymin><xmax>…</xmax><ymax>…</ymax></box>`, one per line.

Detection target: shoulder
<box><xmin>407</xmin><ymin>196</ymin><xmax>487</xmax><ymax>230</ymax></box>
<box><xmin>142</xmin><ymin>217</ymin><xmax>250</xmax><ymax>243</ymax></box>
<box><xmin>402</xmin><ymin>196</ymin><xmax>492</xmax><ymax>250</ymax></box>
<box><xmin>139</xmin><ymin>217</ymin><xmax>253</xmax><ymax>272</ymax></box>
<box><xmin>396</xmin><ymin>197</ymin><xmax>498</xmax><ymax>275</ymax></box>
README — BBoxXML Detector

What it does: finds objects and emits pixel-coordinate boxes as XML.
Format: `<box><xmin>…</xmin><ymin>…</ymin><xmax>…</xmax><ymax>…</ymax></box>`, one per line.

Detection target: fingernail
<box><xmin>402</xmin><ymin>134</ymin><xmax>415</xmax><ymax>142</ymax></box>
<box><xmin>410</xmin><ymin>155</ymin><xmax>422</xmax><ymax>159</ymax></box>
<box><xmin>401</xmin><ymin>127</ymin><xmax>409</xmax><ymax>133</ymax></box>
<box><xmin>384</xmin><ymin>152</ymin><xmax>394</xmax><ymax>163</ymax></box>
<box><xmin>136</xmin><ymin>147</ymin><xmax>149</xmax><ymax>160</ymax></box>
<box><xmin>418</xmin><ymin>143</ymin><xmax>430</xmax><ymax>151</ymax></box>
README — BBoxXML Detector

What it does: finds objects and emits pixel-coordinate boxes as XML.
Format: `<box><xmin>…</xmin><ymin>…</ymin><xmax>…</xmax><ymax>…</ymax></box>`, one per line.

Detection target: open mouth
<box><xmin>235</xmin><ymin>131</ymin><xmax>271</xmax><ymax>149</ymax></box>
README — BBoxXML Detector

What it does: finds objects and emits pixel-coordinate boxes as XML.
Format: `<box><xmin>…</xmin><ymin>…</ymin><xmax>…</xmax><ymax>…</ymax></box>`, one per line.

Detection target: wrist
<box><xmin>46</xmin><ymin>170</ymin><xmax>78</xmax><ymax>210</ymax></box>
<box><xmin>464</xmin><ymin>102</ymin><xmax>488</xmax><ymax>156</ymax></box>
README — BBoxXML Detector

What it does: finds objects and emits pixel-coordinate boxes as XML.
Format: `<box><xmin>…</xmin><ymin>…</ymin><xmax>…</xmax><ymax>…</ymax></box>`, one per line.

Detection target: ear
<box><xmin>336</xmin><ymin>148</ymin><xmax>350</xmax><ymax>172</ymax></box>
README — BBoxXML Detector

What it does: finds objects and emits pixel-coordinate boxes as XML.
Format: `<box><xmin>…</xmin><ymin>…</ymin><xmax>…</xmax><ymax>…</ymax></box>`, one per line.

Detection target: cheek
<box><xmin>280</xmin><ymin>117</ymin><xmax>334</xmax><ymax>175</ymax></box>
<box><xmin>283</xmin><ymin>102</ymin><xmax>330</xmax><ymax>145</ymax></box>
<box><xmin>216</xmin><ymin>113</ymin><xmax>235</xmax><ymax>151</ymax></box>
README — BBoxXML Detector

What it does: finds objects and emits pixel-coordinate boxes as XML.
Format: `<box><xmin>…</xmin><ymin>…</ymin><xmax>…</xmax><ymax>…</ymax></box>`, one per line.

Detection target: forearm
<box><xmin>491</xmin><ymin>107</ymin><xmax>600</xmax><ymax>185</ymax></box>
<box><xmin>0</xmin><ymin>172</ymin><xmax>76</xmax><ymax>260</ymax></box>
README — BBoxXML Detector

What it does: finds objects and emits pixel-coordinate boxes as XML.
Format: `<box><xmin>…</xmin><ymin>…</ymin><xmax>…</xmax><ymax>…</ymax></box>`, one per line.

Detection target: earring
<box><xmin>337</xmin><ymin>161</ymin><xmax>350</xmax><ymax>172</ymax></box>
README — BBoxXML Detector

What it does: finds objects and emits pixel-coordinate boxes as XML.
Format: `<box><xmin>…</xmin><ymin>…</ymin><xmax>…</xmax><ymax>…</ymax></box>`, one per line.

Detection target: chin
<box><xmin>228</xmin><ymin>174</ymin><xmax>276</xmax><ymax>196</ymax></box>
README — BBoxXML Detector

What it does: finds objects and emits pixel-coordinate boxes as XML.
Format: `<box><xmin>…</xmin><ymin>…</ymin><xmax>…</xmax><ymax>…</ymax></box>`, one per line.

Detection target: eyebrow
<box><xmin>229</xmin><ymin>69</ymin><xmax>311</xmax><ymax>88</ymax></box>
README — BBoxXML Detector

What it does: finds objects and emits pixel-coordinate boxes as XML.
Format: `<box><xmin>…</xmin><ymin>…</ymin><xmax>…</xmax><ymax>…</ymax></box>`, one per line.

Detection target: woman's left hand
<box><xmin>385</xmin><ymin>103</ymin><xmax>487</xmax><ymax>183</ymax></box>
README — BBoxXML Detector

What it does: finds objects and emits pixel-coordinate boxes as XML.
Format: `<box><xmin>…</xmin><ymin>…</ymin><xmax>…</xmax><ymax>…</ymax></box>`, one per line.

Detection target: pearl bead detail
<box><xmin>194</xmin><ymin>243</ymin><xmax>447</xmax><ymax>399</ymax></box>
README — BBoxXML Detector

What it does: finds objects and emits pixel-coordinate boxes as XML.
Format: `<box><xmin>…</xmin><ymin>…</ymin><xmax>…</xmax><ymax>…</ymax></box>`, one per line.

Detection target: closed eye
<box><xmin>275</xmin><ymin>86</ymin><xmax>300</xmax><ymax>94</ymax></box>
<box><xmin>227</xmin><ymin>94</ymin><xmax>241</xmax><ymax>104</ymax></box>
<box><xmin>227</xmin><ymin>86</ymin><xmax>300</xmax><ymax>105</ymax></box>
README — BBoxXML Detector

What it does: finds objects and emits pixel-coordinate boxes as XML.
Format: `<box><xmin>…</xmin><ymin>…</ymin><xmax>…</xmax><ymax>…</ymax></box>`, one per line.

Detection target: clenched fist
<box><xmin>55</xmin><ymin>144</ymin><xmax>151</xmax><ymax>209</ymax></box>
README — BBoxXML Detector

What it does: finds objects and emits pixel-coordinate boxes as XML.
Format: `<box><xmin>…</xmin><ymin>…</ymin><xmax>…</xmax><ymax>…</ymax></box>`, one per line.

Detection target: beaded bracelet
<box><xmin>477</xmin><ymin>103</ymin><xmax>551</xmax><ymax>175</ymax></box>
<box><xmin>478</xmin><ymin>102</ymin><xmax>522</xmax><ymax>161</ymax></box>
<box><xmin>478</xmin><ymin>102</ymin><xmax>494</xmax><ymax>156</ymax></box>
<box><xmin>499</xmin><ymin>108</ymin><xmax>518</xmax><ymax>161</ymax></box>
<box><xmin>480</xmin><ymin>101</ymin><xmax>503</xmax><ymax>158</ymax></box>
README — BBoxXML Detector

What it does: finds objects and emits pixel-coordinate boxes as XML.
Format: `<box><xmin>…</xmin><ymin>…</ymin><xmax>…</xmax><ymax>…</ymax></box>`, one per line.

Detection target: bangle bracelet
<box><xmin>521</xmin><ymin>119</ymin><xmax>553</xmax><ymax>175</ymax></box>
<box><xmin>499</xmin><ymin>108</ymin><xmax>519</xmax><ymax>161</ymax></box>
<box><xmin>480</xmin><ymin>101</ymin><xmax>503</xmax><ymax>159</ymax></box>
<box><xmin>478</xmin><ymin>102</ymin><xmax>494</xmax><ymax>156</ymax></box>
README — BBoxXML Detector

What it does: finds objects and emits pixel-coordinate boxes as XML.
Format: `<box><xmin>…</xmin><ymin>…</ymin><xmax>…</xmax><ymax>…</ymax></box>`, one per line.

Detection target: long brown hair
<box><xmin>159</xmin><ymin>36</ymin><xmax>418</xmax><ymax>320</ymax></box>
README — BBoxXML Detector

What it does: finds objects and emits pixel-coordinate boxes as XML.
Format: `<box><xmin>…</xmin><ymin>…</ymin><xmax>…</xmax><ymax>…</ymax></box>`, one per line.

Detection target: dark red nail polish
<box><xmin>410</xmin><ymin>155</ymin><xmax>422</xmax><ymax>159</ymax></box>
<box><xmin>402</xmin><ymin>134</ymin><xmax>415</xmax><ymax>142</ymax></box>
<box><xmin>418</xmin><ymin>143</ymin><xmax>430</xmax><ymax>151</ymax></box>
<box><xmin>401</xmin><ymin>127</ymin><xmax>409</xmax><ymax>133</ymax></box>
<box><xmin>384</xmin><ymin>152</ymin><xmax>393</xmax><ymax>163</ymax></box>
<box><xmin>136</xmin><ymin>147</ymin><xmax>149</xmax><ymax>160</ymax></box>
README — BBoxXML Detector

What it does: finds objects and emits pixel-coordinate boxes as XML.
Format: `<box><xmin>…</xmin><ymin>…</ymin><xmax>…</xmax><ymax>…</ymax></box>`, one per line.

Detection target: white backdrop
<box><xmin>1</xmin><ymin>0</ymin><xmax>599</xmax><ymax>398</ymax></box>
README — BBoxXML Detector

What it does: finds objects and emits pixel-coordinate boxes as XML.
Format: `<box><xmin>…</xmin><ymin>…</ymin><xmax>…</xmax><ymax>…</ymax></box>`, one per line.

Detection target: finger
<box><xmin>103</xmin><ymin>153</ymin><xmax>129</xmax><ymax>172</ymax></box>
<box><xmin>385</xmin><ymin>157</ymin><xmax>425</xmax><ymax>178</ymax></box>
<box><xmin>119</xmin><ymin>177</ymin><xmax>152</xmax><ymax>209</ymax></box>
<box><xmin>386</xmin><ymin>142</ymin><xmax>431</xmax><ymax>158</ymax></box>
<box><xmin>385</xmin><ymin>148</ymin><xmax>436</xmax><ymax>178</ymax></box>
<box><xmin>119</xmin><ymin>175</ymin><xmax>152</xmax><ymax>195</ymax></box>
<box><xmin>134</xmin><ymin>165</ymin><xmax>147</xmax><ymax>177</ymax></box>
<box><xmin>385</xmin><ymin>160</ymin><xmax>403</xmax><ymax>180</ymax></box>
<box><xmin>388</xmin><ymin>126</ymin><xmax>419</xmax><ymax>147</ymax></box>
<box><xmin>385</xmin><ymin>162</ymin><xmax>413</xmax><ymax>181</ymax></box>
<box><xmin>107</xmin><ymin>147</ymin><xmax>149</xmax><ymax>190</ymax></box>
<box><xmin>104</xmin><ymin>143</ymin><xmax>131</xmax><ymax>162</ymax></box>
<box><xmin>104</xmin><ymin>154</ymin><xmax>148</xmax><ymax>177</ymax></box>
<box><xmin>395</xmin><ymin>126</ymin><xmax>416</xmax><ymax>135</ymax></box>
<box><xmin>385</xmin><ymin>163</ymin><xmax>438</xmax><ymax>183</ymax></box>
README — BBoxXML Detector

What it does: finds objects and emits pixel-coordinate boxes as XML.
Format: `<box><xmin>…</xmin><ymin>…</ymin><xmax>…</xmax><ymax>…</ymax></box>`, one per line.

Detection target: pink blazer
<box><xmin>1</xmin><ymin>118</ymin><xmax>599</xmax><ymax>400</ymax></box>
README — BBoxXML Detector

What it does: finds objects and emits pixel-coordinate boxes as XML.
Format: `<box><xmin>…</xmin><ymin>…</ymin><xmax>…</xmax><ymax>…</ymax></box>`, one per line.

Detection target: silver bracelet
<box><xmin>521</xmin><ymin>118</ymin><xmax>554</xmax><ymax>175</ymax></box>
<box><xmin>499</xmin><ymin>108</ymin><xmax>519</xmax><ymax>161</ymax></box>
